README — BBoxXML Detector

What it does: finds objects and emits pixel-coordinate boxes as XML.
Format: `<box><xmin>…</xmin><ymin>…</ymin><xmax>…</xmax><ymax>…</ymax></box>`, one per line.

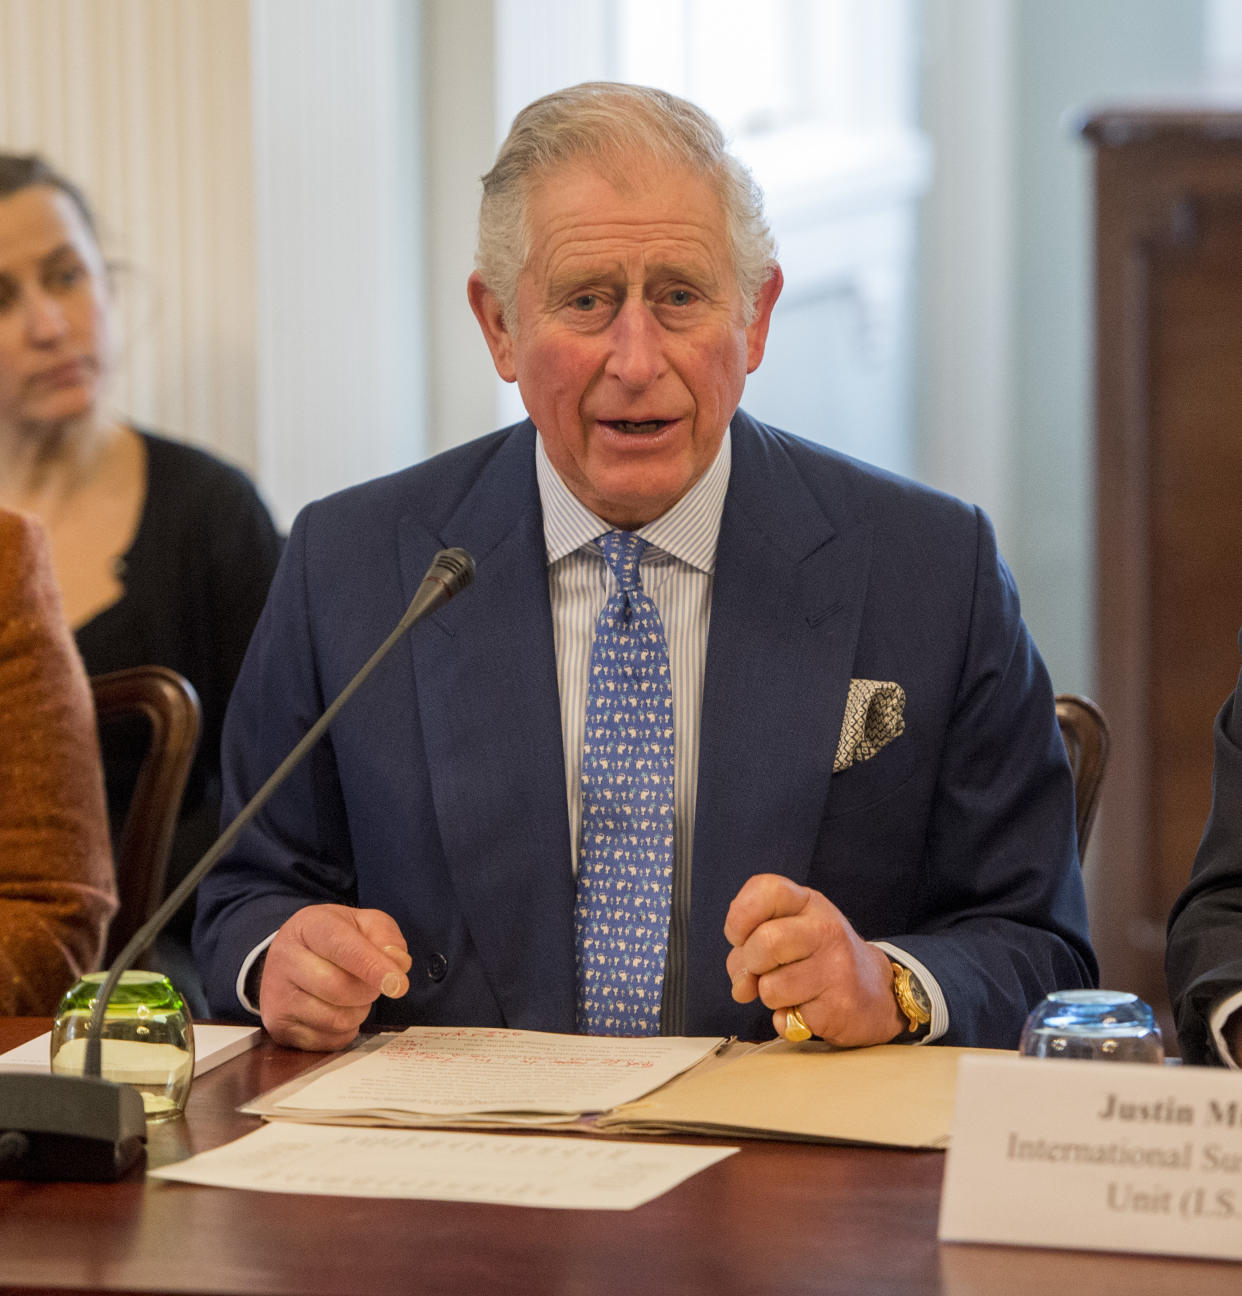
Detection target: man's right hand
<box><xmin>258</xmin><ymin>904</ymin><xmax>412</xmax><ymax>1051</ymax></box>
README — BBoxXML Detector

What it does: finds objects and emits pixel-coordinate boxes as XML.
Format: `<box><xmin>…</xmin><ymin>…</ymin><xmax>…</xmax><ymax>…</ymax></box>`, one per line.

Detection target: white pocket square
<box><xmin>834</xmin><ymin>679</ymin><xmax>907</xmax><ymax>772</ymax></box>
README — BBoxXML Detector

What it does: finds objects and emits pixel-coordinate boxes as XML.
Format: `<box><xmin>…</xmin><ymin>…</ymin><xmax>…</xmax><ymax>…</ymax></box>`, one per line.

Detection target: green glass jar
<box><xmin>51</xmin><ymin>971</ymin><xmax>195</xmax><ymax>1121</ymax></box>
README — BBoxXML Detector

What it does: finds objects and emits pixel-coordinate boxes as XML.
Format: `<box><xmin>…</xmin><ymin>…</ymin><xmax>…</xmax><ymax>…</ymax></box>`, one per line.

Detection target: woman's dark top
<box><xmin>74</xmin><ymin>430</ymin><xmax>282</xmax><ymax>981</ymax></box>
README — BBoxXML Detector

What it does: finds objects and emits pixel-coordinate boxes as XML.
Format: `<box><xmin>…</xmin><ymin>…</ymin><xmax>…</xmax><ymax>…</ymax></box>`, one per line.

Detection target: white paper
<box><xmin>0</xmin><ymin>1023</ymin><xmax>259</xmax><ymax>1077</ymax></box>
<box><xmin>940</xmin><ymin>1053</ymin><xmax>1242</xmax><ymax>1262</ymax></box>
<box><xmin>150</xmin><ymin>1121</ymin><xmax>736</xmax><ymax>1209</ymax></box>
<box><xmin>271</xmin><ymin>1026</ymin><xmax>724</xmax><ymax>1120</ymax></box>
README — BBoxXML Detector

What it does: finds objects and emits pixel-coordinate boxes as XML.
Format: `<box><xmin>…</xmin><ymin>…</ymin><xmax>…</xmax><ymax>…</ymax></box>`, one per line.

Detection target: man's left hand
<box><xmin>724</xmin><ymin>873</ymin><xmax>906</xmax><ymax>1046</ymax></box>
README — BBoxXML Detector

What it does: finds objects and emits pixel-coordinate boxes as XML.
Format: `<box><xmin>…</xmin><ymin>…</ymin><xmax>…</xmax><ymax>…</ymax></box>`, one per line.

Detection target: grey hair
<box><xmin>476</xmin><ymin>82</ymin><xmax>777</xmax><ymax>328</ymax></box>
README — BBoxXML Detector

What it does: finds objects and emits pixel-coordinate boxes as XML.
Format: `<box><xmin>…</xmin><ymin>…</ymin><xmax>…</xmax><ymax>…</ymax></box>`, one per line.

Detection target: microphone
<box><xmin>0</xmin><ymin>547</ymin><xmax>475</xmax><ymax>1181</ymax></box>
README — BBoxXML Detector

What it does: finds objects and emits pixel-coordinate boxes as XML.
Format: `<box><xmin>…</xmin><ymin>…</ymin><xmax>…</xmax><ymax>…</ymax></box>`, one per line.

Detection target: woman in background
<box><xmin>0</xmin><ymin>507</ymin><xmax>115</xmax><ymax>1013</ymax></box>
<box><xmin>0</xmin><ymin>154</ymin><xmax>281</xmax><ymax>1007</ymax></box>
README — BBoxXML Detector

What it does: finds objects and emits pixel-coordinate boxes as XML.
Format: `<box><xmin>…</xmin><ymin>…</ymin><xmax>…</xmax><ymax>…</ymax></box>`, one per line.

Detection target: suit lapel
<box><xmin>685</xmin><ymin>415</ymin><xmax>874</xmax><ymax>1034</ymax></box>
<box><xmin>399</xmin><ymin>424</ymin><xmax>578</xmax><ymax>1032</ymax></box>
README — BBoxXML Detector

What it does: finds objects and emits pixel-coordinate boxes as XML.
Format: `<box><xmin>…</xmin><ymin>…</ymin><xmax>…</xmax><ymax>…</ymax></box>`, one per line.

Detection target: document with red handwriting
<box><xmin>247</xmin><ymin>1027</ymin><xmax>726</xmax><ymax>1127</ymax></box>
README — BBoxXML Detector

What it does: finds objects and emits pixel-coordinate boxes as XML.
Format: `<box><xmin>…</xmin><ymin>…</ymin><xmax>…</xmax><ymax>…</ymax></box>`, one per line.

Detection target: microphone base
<box><xmin>0</xmin><ymin>1072</ymin><xmax>146</xmax><ymax>1181</ymax></box>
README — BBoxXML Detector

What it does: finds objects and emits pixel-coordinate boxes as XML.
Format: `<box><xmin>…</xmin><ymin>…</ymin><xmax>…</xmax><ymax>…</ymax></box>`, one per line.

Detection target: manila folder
<box><xmin>596</xmin><ymin>1041</ymin><xmax>1002</xmax><ymax>1149</ymax></box>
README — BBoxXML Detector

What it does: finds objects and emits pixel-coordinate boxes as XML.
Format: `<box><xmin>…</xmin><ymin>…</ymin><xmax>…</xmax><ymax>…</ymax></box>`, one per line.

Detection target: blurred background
<box><xmin>3</xmin><ymin>0</ymin><xmax>1238</xmax><ymax>1031</ymax></box>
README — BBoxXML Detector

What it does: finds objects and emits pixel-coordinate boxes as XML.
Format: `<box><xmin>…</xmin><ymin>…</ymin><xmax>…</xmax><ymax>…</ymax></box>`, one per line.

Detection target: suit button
<box><xmin>426</xmin><ymin>952</ymin><xmax>447</xmax><ymax>982</ymax></box>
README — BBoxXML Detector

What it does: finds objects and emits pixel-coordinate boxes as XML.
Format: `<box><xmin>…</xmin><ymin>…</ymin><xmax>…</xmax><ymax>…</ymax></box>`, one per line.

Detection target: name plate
<box><xmin>939</xmin><ymin>1053</ymin><xmax>1242</xmax><ymax>1262</ymax></box>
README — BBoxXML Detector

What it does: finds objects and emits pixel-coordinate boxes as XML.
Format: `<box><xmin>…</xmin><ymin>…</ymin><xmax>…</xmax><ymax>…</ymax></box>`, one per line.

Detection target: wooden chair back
<box><xmin>1055</xmin><ymin>692</ymin><xmax>1110</xmax><ymax>861</ymax></box>
<box><xmin>90</xmin><ymin>666</ymin><xmax>201</xmax><ymax>964</ymax></box>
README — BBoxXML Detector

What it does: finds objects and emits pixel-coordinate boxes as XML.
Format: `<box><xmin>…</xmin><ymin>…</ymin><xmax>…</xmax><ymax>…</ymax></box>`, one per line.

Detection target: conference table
<box><xmin>1</xmin><ymin>1017</ymin><xmax>1239</xmax><ymax>1295</ymax></box>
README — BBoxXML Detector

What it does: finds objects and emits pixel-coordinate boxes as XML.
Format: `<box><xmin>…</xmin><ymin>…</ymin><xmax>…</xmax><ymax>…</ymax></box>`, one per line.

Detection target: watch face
<box><xmin>893</xmin><ymin>963</ymin><xmax>930</xmax><ymax>1023</ymax></box>
<box><xmin>908</xmin><ymin>975</ymin><xmax>931</xmax><ymax>1015</ymax></box>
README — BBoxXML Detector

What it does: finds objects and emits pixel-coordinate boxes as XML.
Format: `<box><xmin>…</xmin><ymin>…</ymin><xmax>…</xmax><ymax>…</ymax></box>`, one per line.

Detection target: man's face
<box><xmin>470</xmin><ymin>158</ymin><xmax>781</xmax><ymax>528</ymax></box>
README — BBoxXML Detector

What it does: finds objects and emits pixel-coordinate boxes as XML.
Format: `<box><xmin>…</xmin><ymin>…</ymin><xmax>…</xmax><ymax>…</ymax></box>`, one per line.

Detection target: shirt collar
<box><xmin>535</xmin><ymin>428</ymin><xmax>731</xmax><ymax>574</ymax></box>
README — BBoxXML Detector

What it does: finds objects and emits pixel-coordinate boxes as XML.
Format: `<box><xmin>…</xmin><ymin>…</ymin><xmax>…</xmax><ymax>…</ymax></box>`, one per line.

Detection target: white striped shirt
<box><xmin>536</xmin><ymin>431</ymin><xmax>730</xmax><ymax>1033</ymax></box>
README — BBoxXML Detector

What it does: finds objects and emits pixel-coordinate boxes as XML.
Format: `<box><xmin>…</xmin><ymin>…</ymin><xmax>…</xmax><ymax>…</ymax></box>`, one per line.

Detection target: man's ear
<box><xmin>468</xmin><ymin>272</ymin><xmax>517</xmax><ymax>383</ymax></box>
<box><xmin>744</xmin><ymin>264</ymin><xmax>784</xmax><ymax>375</ymax></box>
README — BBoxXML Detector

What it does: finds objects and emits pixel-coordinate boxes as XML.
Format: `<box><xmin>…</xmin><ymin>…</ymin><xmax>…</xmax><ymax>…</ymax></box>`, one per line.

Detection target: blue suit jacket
<box><xmin>194</xmin><ymin>413</ymin><xmax>1095</xmax><ymax>1046</ymax></box>
<box><xmin>1166</xmin><ymin>631</ymin><xmax>1242</xmax><ymax>1064</ymax></box>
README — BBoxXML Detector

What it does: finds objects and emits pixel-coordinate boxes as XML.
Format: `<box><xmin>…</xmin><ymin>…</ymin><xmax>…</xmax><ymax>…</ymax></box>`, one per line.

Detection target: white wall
<box><xmin>917</xmin><ymin>0</ymin><xmax>1016</xmax><ymax>542</ymax></box>
<box><xmin>0</xmin><ymin>0</ymin><xmax>258</xmax><ymax>473</ymax></box>
<box><xmin>250</xmin><ymin>0</ymin><xmax>425</xmax><ymax>525</ymax></box>
<box><xmin>918</xmin><ymin>0</ymin><xmax>1208</xmax><ymax>697</ymax></box>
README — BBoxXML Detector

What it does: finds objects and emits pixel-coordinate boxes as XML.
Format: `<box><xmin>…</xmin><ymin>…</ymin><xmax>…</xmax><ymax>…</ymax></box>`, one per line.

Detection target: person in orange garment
<box><xmin>0</xmin><ymin>506</ymin><xmax>115</xmax><ymax>1013</ymax></box>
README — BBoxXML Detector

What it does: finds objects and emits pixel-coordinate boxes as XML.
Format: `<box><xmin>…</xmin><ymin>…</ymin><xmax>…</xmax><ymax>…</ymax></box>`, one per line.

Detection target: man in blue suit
<box><xmin>1166</xmin><ymin>630</ymin><xmax>1242</xmax><ymax>1066</ymax></box>
<box><xmin>194</xmin><ymin>82</ymin><xmax>1095</xmax><ymax>1051</ymax></box>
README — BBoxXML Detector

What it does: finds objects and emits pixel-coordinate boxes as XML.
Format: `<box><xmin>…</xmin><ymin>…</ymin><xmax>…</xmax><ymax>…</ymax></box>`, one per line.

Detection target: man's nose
<box><xmin>604</xmin><ymin>298</ymin><xmax>667</xmax><ymax>390</ymax></box>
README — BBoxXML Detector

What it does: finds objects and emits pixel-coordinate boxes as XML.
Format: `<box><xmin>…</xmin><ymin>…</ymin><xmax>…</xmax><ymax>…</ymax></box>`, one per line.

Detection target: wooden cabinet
<box><xmin>1082</xmin><ymin>105</ymin><xmax>1242</xmax><ymax>1041</ymax></box>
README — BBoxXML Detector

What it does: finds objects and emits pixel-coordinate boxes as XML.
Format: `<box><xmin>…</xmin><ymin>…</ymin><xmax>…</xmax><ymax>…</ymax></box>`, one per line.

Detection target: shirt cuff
<box><xmin>236</xmin><ymin>933</ymin><xmax>277</xmax><ymax>1016</ymax></box>
<box><xmin>872</xmin><ymin>941</ymin><xmax>948</xmax><ymax>1044</ymax></box>
<box><xmin>1209</xmin><ymin>988</ymin><xmax>1242</xmax><ymax>1069</ymax></box>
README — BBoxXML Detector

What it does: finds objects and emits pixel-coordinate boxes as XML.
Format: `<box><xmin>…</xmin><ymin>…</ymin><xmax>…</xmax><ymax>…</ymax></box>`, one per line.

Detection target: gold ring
<box><xmin>783</xmin><ymin>1006</ymin><xmax>812</xmax><ymax>1043</ymax></box>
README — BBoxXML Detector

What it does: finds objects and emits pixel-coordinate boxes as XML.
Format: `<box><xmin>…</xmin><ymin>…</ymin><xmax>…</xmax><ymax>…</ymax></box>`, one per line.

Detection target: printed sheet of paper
<box><xmin>150</xmin><ymin>1122</ymin><xmax>737</xmax><ymax>1210</ymax></box>
<box><xmin>260</xmin><ymin>1027</ymin><xmax>725</xmax><ymax>1125</ymax></box>
<box><xmin>0</xmin><ymin>1024</ymin><xmax>259</xmax><ymax>1077</ymax></box>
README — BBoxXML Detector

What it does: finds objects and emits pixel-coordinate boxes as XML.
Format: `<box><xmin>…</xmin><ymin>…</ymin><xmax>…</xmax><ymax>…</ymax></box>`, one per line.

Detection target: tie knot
<box><xmin>597</xmin><ymin>530</ymin><xmax>648</xmax><ymax>594</ymax></box>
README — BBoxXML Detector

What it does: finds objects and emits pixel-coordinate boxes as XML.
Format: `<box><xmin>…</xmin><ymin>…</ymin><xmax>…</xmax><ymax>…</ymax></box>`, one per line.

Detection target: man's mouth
<box><xmin>605</xmin><ymin>419</ymin><xmax>669</xmax><ymax>435</ymax></box>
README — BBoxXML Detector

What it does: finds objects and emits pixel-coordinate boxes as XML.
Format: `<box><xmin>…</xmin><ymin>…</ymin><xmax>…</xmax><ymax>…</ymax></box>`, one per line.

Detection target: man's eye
<box><xmin>668</xmin><ymin>288</ymin><xmax>695</xmax><ymax>306</ymax></box>
<box><xmin>570</xmin><ymin>293</ymin><xmax>599</xmax><ymax>311</ymax></box>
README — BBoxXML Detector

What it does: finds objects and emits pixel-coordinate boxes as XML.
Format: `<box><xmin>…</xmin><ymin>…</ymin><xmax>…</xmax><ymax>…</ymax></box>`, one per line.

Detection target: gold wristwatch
<box><xmin>890</xmin><ymin>961</ymin><xmax>931</xmax><ymax>1035</ymax></box>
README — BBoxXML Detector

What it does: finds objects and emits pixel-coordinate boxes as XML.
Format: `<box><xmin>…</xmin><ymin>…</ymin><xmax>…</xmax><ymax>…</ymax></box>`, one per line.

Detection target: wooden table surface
<box><xmin>1</xmin><ymin>1017</ymin><xmax>1239</xmax><ymax>1295</ymax></box>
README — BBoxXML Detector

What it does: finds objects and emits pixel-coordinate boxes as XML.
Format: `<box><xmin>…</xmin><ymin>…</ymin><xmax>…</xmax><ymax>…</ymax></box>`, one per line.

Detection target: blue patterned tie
<box><xmin>575</xmin><ymin>530</ymin><xmax>675</xmax><ymax>1035</ymax></box>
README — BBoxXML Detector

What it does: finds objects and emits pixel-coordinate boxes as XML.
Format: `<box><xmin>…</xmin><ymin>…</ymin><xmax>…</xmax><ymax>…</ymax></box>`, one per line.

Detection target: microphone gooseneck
<box><xmin>82</xmin><ymin>546</ymin><xmax>476</xmax><ymax>1078</ymax></box>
